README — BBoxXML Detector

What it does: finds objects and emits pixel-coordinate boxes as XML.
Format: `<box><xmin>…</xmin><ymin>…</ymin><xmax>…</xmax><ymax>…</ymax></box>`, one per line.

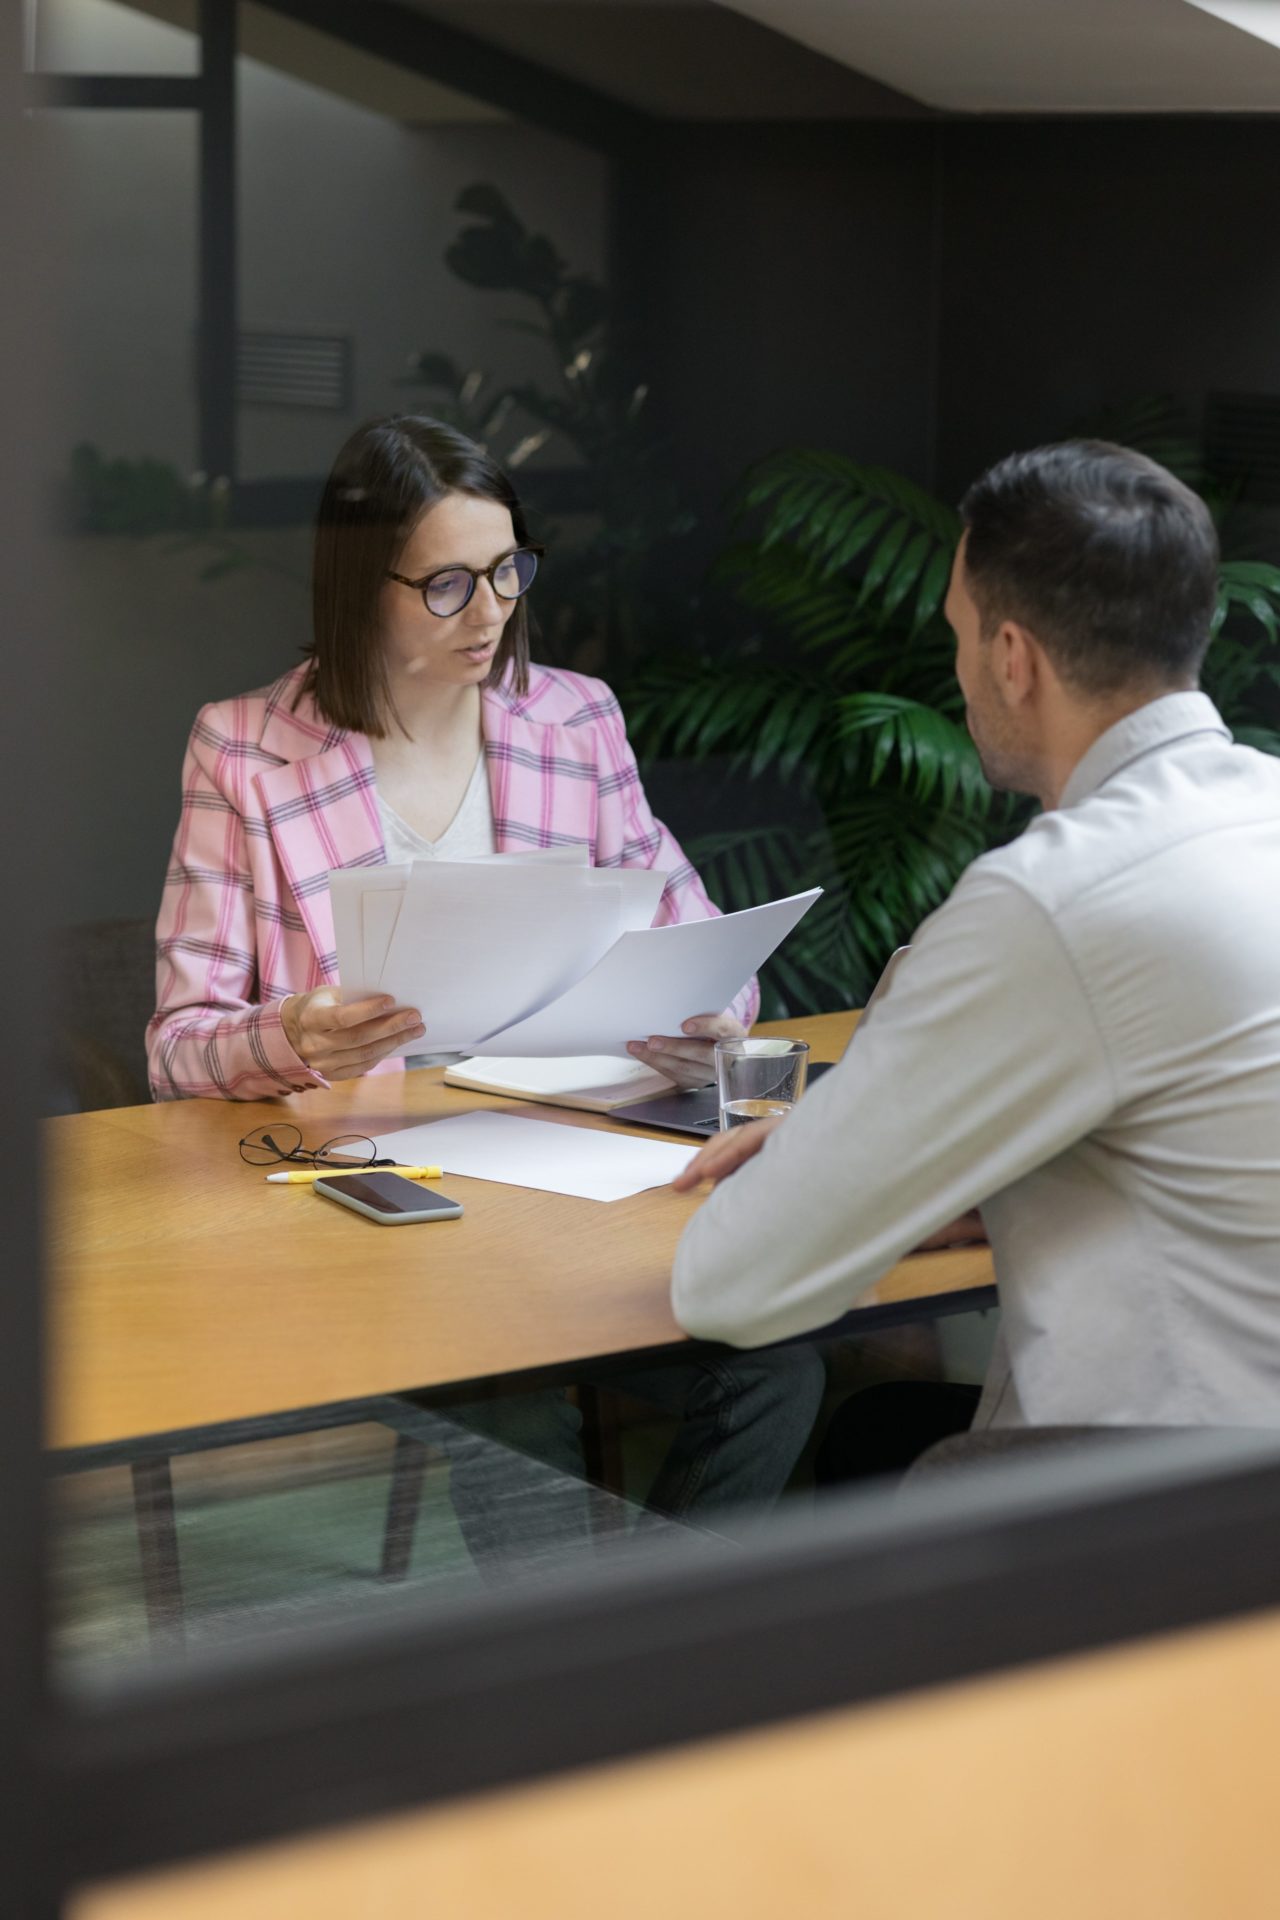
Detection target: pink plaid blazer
<box><xmin>149</xmin><ymin>660</ymin><xmax>759</xmax><ymax>1101</ymax></box>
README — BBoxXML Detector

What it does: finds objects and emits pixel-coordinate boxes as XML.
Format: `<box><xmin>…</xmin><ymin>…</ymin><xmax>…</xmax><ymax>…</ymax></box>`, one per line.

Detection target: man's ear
<box><xmin>992</xmin><ymin>621</ymin><xmax>1038</xmax><ymax>709</ymax></box>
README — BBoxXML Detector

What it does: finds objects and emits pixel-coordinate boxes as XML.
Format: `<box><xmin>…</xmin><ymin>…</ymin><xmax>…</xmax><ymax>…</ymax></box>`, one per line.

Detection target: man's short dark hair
<box><xmin>959</xmin><ymin>440</ymin><xmax>1219</xmax><ymax>696</ymax></box>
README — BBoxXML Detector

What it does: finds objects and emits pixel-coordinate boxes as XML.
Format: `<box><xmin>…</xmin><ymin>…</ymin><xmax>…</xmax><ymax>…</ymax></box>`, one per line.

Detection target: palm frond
<box><xmin>733</xmin><ymin>449</ymin><xmax>960</xmax><ymax>634</ymax></box>
<box><xmin>1205</xmin><ymin>560</ymin><xmax>1280</xmax><ymax>721</ymax></box>
<box><xmin>1213</xmin><ymin>560</ymin><xmax>1280</xmax><ymax>645</ymax></box>
<box><xmin>632</xmin><ymin>433</ymin><xmax>1280</xmax><ymax>1021</ymax></box>
<box><xmin>625</xmin><ymin>658</ymin><xmax>819</xmax><ymax>765</ymax></box>
<box><xmin>716</xmin><ymin>543</ymin><xmax>869</xmax><ymax>653</ymax></box>
<box><xmin>826</xmin><ymin>790</ymin><xmax>991</xmax><ymax>969</ymax></box>
<box><xmin>1084</xmin><ymin>396</ymin><xmax>1207</xmax><ymax>492</ymax></box>
<box><xmin>1232</xmin><ymin>723</ymin><xmax>1280</xmax><ymax>758</ymax></box>
<box><xmin>681</xmin><ymin>825</ymin><xmax>867</xmax><ymax>1014</ymax></box>
<box><xmin>835</xmin><ymin>694</ymin><xmax>991</xmax><ymax>814</ymax></box>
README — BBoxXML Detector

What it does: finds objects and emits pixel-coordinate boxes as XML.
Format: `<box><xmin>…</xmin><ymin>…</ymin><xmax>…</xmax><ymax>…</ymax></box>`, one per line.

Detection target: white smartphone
<box><xmin>313</xmin><ymin>1171</ymin><xmax>464</xmax><ymax>1226</ymax></box>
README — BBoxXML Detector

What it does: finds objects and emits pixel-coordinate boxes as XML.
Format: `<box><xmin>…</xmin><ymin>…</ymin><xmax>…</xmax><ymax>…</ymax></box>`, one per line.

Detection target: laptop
<box><xmin>608</xmin><ymin>1058</ymin><xmax>836</xmax><ymax>1137</ymax></box>
<box><xmin>607</xmin><ymin>947</ymin><xmax>909</xmax><ymax>1138</ymax></box>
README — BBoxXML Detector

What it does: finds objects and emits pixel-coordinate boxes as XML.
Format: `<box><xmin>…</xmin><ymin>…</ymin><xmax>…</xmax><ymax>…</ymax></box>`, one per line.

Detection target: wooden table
<box><xmin>48</xmin><ymin>1012</ymin><xmax>995</xmax><ymax>1451</ymax></box>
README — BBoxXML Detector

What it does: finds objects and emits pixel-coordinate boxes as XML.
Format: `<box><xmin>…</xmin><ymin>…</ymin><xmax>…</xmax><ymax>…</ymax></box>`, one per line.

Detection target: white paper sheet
<box><xmin>445</xmin><ymin>1055</ymin><xmax>673</xmax><ymax>1099</ymax></box>
<box><xmin>443</xmin><ymin>1054</ymin><xmax>675</xmax><ymax>1111</ymax></box>
<box><xmin>472</xmin><ymin>889</ymin><xmax>822</xmax><ymax>1056</ymax></box>
<box><xmin>466</xmin><ymin>845</ymin><xmax>591</xmax><ymax>867</ymax></box>
<box><xmin>373</xmin><ymin>1109</ymin><xmax>697</xmax><ymax>1203</ymax></box>
<box><xmin>362</xmin><ymin>888</ymin><xmax>404</xmax><ymax>986</ymax></box>
<box><xmin>362</xmin><ymin>871</ymin><xmax>627</xmax><ymax>993</ymax></box>
<box><xmin>329</xmin><ymin>855</ymin><xmax>806</xmax><ymax>1060</ymax></box>
<box><xmin>330</xmin><ymin>865</ymin><xmax>410</xmax><ymax>1000</ymax></box>
<box><xmin>332</xmin><ymin>849</ymin><xmax>592</xmax><ymax>1005</ymax></box>
<box><xmin>610</xmin><ymin>866</ymin><xmax>669</xmax><ymax>933</ymax></box>
<box><xmin>380</xmin><ymin>864</ymin><xmax>626</xmax><ymax>1055</ymax></box>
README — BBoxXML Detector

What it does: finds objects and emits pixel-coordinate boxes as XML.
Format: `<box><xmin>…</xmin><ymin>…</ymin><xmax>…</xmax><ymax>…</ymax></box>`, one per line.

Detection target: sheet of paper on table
<box><xmin>373</xmin><ymin>1110</ymin><xmax>698</xmax><ymax>1203</ymax></box>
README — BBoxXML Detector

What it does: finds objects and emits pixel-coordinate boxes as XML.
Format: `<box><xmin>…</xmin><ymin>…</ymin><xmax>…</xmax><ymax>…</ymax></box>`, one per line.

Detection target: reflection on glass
<box><xmin>30</xmin><ymin>0</ymin><xmax>199</xmax><ymax>76</ymax></box>
<box><xmin>41</xmin><ymin>106</ymin><xmax>214</xmax><ymax>934</ymax></box>
<box><xmin>50</xmin><ymin>1382</ymin><xmax>728</xmax><ymax>1696</ymax></box>
<box><xmin>235</xmin><ymin>38</ymin><xmax>607</xmax><ymax>483</ymax></box>
<box><xmin>47</xmin><ymin>106</ymin><xmax>197</xmax><ymax>477</ymax></box>
<box><xmin>48</xmin><ymin>1309</ymin><xmax>1018</xmax><ymax>1695</ymax></box>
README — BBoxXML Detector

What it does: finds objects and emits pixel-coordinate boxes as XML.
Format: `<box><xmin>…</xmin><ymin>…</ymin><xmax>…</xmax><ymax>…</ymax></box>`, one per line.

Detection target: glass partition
<box><xmin>28</xmin><ymin>0</ymin><xmax>199</xmax><ymax>75</ymax></box>
<box><xmin>18</xmin><ymin>1</ymin><xmax>1280</xmax><ymax>1913</ymax></box>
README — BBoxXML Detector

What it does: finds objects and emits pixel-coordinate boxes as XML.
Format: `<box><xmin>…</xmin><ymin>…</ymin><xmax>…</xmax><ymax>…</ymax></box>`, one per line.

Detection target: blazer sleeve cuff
<box><xmin>252</xmin><ymin>1003</ymin><xmax>332</xmax><ymax>1095</ymax></box>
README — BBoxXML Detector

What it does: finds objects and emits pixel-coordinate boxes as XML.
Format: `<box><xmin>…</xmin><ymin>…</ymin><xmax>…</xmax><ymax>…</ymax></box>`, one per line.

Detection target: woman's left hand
<box><xmin>627</xmin><ymin>1012</ymin><xmax>746</xmax><ymax>1090</ymax></box>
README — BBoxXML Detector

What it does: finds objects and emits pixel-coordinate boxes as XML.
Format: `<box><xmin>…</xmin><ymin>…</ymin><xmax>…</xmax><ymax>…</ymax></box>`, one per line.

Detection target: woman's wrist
<box><xmin>279</xmin><ymin>992</ymin><xmax>307</xmax><ymax>1061</ymax></box>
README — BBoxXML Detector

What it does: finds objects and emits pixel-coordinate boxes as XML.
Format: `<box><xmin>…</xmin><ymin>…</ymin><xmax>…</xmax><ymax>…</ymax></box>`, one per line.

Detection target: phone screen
<box><xmin>321</xmin><ymin>1173</ymin><xmax>457</xmax><ymax>1215</ymax></box>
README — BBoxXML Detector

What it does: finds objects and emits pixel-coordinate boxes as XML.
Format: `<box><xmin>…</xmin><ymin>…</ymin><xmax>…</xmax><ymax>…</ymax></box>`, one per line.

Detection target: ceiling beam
<box><xmin>250</xmin><ymin>0</ymin><xmax>656</xmax><ymax>153</ymax></box>
<box><xmin>26</xmin><ymin>75</ymin><xmax>202</xmax><ymax>109</ymax></box>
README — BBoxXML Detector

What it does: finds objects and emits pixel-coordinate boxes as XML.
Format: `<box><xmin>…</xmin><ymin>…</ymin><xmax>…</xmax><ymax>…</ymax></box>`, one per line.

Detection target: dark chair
<box><xmin>52</xmin><ymin>915</ymin><xmax>155</xmax><ymax>1111</ymax></box>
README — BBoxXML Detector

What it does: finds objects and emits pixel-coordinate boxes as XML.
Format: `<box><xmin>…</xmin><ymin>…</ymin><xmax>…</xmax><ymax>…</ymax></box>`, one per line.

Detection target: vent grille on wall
<box><xmin>237</xmin><ymin>331</ymin><xmax>352</xmax><ymax>410</ymax></box>
<box><xmin>1204</xmin><ymin>393</ymin><xmax>1280</xmax><ymax>504</ymax></box>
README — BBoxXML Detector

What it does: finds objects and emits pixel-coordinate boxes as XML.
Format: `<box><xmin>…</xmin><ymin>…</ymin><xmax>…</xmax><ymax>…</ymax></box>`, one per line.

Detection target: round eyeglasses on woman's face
<box><xmin>386</xmin><ymin>546</ymin><xmax>542</xmax><ymax>619</ymax></box>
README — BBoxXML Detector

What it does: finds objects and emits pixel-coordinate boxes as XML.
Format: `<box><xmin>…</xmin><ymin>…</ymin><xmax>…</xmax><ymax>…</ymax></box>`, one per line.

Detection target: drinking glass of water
<box><xmin>714</xmin><ymin>1037</ymin><xmax>810</xmax><ymax>1131</ymax></box>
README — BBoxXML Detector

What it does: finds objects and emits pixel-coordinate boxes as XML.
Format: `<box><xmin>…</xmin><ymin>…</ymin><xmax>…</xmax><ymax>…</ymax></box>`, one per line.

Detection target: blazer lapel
<box><xmin>482</xmin><ymin>683</ymin><xmax>598</xmax><ymax>856</ymax></box>
<box><xmin>483</xmin><ymin>689</ymin><xmax>536</xmax><ymax>854</ymax></box>
<box><xmin>253</xmin><ymin>672</ymin><xmax>599</xmax><ymax>975</ymax></box>
<box><xmin>255</xmin><ymin>690</ymin><xmax>384</xmax><ymax>977</ymax></box>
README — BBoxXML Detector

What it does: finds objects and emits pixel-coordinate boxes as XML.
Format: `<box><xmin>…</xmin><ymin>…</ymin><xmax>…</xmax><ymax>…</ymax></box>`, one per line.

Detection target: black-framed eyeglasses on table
<box><xmin>238</xmin><ymin>1125</ymin><xmax>396</xmax><ymax>1171</ymax></box>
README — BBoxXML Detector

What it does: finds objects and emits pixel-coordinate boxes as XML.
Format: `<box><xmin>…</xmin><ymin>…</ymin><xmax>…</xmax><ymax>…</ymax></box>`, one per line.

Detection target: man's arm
<box><xmin>670</xmin><ymin>870</ymin><xmax>1115</xmax><ymax>1347</ymax></box>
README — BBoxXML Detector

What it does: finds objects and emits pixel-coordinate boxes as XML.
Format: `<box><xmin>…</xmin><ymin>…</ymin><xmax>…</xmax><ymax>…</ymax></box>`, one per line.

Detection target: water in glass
<box><xmin>721</xmin><ymin>1098</ymin><xmax>793</xmax><ymax>1128</ymax></box>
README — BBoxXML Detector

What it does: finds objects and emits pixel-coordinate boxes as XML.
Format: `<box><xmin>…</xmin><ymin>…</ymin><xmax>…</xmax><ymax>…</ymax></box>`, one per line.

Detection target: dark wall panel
<box><xmin>631</xmin><ymin>122</ymin><xmax>940</xmax><ymax>544</ymax></box>
<box><xmin>934</xmin><ymin>118</ymin><xmax>1280</xmax><ymax>500</ymax></box>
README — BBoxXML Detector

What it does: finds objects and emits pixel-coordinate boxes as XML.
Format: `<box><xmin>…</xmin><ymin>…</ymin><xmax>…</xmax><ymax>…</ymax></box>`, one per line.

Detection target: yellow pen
<box><xmin>265</xmin><ymin>1165</ymin><xmax>444</xmax><ymax>1184</ymax></box>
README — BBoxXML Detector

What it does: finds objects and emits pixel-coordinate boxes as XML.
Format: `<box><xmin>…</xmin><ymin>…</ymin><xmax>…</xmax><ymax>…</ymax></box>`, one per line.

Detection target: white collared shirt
<box><xmin>672</xmin><ymin>692</ymin><xmax>1280</xmax><ymax>1428</ymax></box>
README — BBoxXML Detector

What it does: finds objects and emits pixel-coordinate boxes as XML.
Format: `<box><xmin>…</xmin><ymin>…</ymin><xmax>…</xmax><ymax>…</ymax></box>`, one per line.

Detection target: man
<box><xmin>670</xmin><ymin>440</ymin><xmax>1280</xmax><ymax>1455</ymax></box>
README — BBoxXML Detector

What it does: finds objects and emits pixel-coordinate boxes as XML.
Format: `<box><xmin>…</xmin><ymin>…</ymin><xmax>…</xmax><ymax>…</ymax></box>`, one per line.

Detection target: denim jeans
<box><xmin>436</xmin><ymin>1344</ymin><xmax>825</xmax><ymax>1576</ymax></box>
<box><xmin>600</xmin><ymin>1345</ymin><xmax>826</xmax><ymax>1518</ymax></box>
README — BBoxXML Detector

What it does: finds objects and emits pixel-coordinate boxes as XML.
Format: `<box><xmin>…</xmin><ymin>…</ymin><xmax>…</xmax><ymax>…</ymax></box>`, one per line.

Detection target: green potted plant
<box><xmin>626</xmin><ymin>432</ymin><xmax>1280</xmax><ymax>1017</ymax></box>
<box><xmin>403</xmin><ymin>183</ymin><xmax>693</xmax><ymax>673</ymax></box>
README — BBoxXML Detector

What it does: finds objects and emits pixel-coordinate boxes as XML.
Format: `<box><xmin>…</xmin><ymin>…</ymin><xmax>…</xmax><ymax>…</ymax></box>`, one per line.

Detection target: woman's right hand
<box><xmin>281</xmin><ymin>989</ymin><xmax>425</xmax><ymax>1081</ymax></box>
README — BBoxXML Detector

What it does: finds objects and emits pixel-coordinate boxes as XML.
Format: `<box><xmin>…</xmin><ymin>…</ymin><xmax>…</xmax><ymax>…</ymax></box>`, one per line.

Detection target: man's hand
<box><xmin>912</xmin><ymin>1209</ymin><xmax>988</xmax><ymax>1251</ymax></box>
<box><xmin>627</xmin><ymin>1012</ymin><xmax>746</xmax><ymax>1090</ymax></box>
<box><xmin>672</xmin><ymin>1112</ymin><xmax>785</xmax><ymax>1192</ymax></box>
<box><xmin>281</xmin><ymin>988</ymin><xmax>425</xmax><ymax>1081</ymax></box>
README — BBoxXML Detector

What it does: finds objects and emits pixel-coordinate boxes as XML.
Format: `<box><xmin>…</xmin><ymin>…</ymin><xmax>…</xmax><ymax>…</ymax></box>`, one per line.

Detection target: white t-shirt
<box><xmin>376</xmin><ymin>753</ymin><xmax>496</xmax><ymax>866</ymax></box>
<box><xmin>376</xmin><ymin>755</ymin><xmax>496</xmax><ymax>1066</ymax></box>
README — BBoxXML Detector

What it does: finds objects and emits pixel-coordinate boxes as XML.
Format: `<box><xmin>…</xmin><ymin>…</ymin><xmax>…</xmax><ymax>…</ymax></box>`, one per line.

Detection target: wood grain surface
<box><xmin>48</xmin><ymin>1013</ymin><xmax>994</xmax><ymax>1449</ymax></box>
<box><xmin>72</xmin><ymin>1601</ymin><xmax>1280</xmax><ymax>1920</ymax></box>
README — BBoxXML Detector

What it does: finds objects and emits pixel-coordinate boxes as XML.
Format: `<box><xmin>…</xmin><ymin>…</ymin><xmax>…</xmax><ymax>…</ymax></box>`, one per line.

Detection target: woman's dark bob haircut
<box><xmin>302</xmin><ymin>414</ymin><xmax>534</xmax><ymax>735</ymax></box>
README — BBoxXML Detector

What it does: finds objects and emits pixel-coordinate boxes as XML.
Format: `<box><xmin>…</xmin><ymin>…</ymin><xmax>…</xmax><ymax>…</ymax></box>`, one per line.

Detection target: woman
<box><xmin>149</xmin><ymin>416</ymin><xmax>822</xmax><ymax>1547</ymax></box>
<box><xmin>149</xmin><ymin>415</ymin><xmax>751</xmax><ymax>1098</ymax></box>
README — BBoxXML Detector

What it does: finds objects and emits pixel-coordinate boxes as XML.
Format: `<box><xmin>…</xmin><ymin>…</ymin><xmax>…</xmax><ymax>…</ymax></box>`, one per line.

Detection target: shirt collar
<box><xmin>1059</xmin><ymin>690</ymin><xmax>1231</xmax><ymax>810</ymax></box>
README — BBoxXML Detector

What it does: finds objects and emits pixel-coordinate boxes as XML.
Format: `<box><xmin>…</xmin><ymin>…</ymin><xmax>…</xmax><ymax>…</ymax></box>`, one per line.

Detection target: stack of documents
<box><xmin>331</xmin><ymin>847</ymin><xmax>820</xmax><ymax>1058</ymax></box>
<box><xmin>443</xmin><ymin>1054</ymin><xmax>677</xmax><ymax>1112</ymax></box>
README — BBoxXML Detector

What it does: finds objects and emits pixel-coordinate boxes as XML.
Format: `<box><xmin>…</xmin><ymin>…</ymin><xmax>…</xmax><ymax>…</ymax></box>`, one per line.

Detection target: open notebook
<box><xmin>443</xmin><ymin>1055</ymin><xmax>676</xmax><ymax>1114</ymax></box>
